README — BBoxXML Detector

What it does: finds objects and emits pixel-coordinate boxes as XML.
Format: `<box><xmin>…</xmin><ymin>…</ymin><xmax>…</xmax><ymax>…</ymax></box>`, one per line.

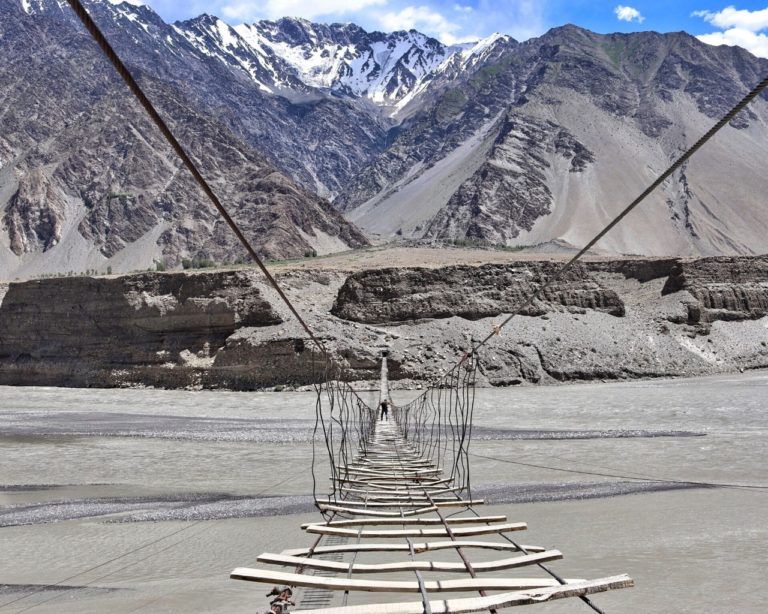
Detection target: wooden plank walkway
<box><xmin>231</xmin><ymin>356</ymin><xmax>633</xmax><ymax>612</ymax></box>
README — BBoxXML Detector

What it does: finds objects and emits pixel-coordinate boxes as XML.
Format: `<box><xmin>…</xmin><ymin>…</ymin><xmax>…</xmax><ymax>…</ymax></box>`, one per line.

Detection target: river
<box><xmin>0</xmin><ymin>372</ymin><xmax>766</xmax><ymax>612</ymax></box>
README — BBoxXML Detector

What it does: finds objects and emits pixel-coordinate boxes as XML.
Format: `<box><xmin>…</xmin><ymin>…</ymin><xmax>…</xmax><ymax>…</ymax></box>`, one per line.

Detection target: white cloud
<box><xmin>614</xmin><ymin>5</ymin><xmax>645</xmax><ymax>23</ymax></box>
<box><xmin>697</xmin><ymin>28</ymin><xmax>768</xmax><ymax>56</ymax></box>
<box><xmin>453</xmin><ymin>3</ymin><xmax>473</xmax><ymax>13</ymax></box>
<box><xmin>693</xmin><ymin>6</ymin><xmax>768</xmax><ymax>58</ymax></box>
<box><xmin>378</xmin><ymin>5</ymin><xmax>462</xmax><ymax>42</ymax></box>
<box><xmin>221</xmin><ymin>0</ymin><xmax>386</xmax><ymax>22</ymax></box>
<box><xmin>693</xmin><ymin>6</ymin><xmax>768</xmax><ymax>31</ymax></box>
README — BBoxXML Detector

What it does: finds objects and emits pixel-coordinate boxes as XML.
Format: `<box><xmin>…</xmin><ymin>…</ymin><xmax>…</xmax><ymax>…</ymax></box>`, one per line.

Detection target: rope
<box><xmin>62</xmin><ymin>0</ymin><xmax>381</xmax><ymax>518</ymax></box>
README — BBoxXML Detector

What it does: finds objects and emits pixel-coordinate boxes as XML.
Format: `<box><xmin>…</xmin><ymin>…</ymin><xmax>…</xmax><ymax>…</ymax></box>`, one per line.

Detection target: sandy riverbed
<box><xmin>0</xmin><ymin>372</ymin><xmax>766</xmax><ymax>612</ymax></box>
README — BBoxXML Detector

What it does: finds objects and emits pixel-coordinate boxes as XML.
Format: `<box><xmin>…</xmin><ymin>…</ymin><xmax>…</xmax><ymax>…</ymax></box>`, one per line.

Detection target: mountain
<box><xmin>234</xmin><ymin>18</ymin><xmax>449</xmax><ymax>109</ymax></box>
<box><xmin>339</xmin><ymin>26</ymin><xmax>768</xmax><ymax>256</ymax></box>
<box><xmin>0</xmin><ymin>0</ymin><xmax>368</xmax><ymax>278</ymax></box>
<box><xmin>3</xmin><ymin>1</ymin><xmax>768</xmax><ymax>279</ymax></box>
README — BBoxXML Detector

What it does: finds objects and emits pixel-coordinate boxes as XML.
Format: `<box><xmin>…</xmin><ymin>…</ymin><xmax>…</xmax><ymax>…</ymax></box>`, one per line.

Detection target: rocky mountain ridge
<box><xmin>3</xmin><ymin>1</ymin><xmax>768</xmax><ymax>281</ymax></box>
<box><xmin>1</xmin><ymin>0</ymin><xmax>369</xmax><ymax>279</ymax></box>
<box><xmin>339</xmin><ymin>26</ymin><xmax>768</xmax><ymax>257</ymax></box>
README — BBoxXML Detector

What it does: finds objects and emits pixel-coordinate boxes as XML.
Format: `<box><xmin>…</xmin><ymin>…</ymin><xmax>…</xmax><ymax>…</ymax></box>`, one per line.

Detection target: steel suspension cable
<box><xmin>0</xmin><ymin>470</ymin><xmax>303</xmax><ymax>611</ymax></box>
<box><xmin>417</xmin><ymin>73</ymin><xmax>768</xmax><ymax>393</ymax></box>
<box><xmin>63</xmin><ymin>0</ymin><xmax>328</xmax><ymax>357</ymax></box>
<box><xmin>64</xmin><ymin>0</ymin><xmax>381</xmax><ymax>514</ymax></box>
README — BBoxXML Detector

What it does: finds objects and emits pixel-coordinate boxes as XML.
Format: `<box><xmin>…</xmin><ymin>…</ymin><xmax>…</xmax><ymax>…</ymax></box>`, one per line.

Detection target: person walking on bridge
<box><xmin>379</xmin><ymin>399</ymin><xmax>389</xmax><ymax>421</ymax></box>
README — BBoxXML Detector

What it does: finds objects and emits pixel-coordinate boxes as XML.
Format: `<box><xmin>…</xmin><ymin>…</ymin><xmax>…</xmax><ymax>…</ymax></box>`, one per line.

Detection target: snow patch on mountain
<box><xmin>234</xmin><ymin>19</ymin><xmax>453</xmax><ymax>106</ymax></box>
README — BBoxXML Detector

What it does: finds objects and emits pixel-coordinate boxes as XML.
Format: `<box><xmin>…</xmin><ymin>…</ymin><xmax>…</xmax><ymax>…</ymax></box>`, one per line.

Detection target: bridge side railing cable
<box><xmin>382</xmin><ymin>72</ymin><xmax>768</xmax><ymax>508</ymax></box>
<box><xmin>63</xmin><ymin>0</ymin><xmax>329</xmax><ymax>359</ymax></box>
<box><xmin>376</xmin><ymin>73</ymin><xmax>768</xmax><ymax>614</ymax></box>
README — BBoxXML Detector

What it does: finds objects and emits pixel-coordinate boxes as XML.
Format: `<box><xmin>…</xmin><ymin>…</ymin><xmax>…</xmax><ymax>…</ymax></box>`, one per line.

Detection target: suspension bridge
<box><xmin>56</xmin><ymin>1</ymin><xmax>768</xmax><ymax>612</ymax></box>
<box><xmin>230</xmin><ymin>355</ymin><xmax>633</xmax><ymax>612</ymax></box>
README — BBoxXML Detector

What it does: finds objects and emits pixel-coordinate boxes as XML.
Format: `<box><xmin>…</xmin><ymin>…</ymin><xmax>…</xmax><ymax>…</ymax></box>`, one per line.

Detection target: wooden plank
<box><xmin>319</xmin><ymin>499</ymin><xmax>484</xmax><ymax>508</ymax></box>
<box><xmin>300</xmin><ymin>515</ymin><xmax>507</xmax><ymax>529</ymax></box>
<box><xmin>347</xmin><ymin>467</ymin><xmax>440</xmax><ymax>476</ymax></box>
<box><xmin>317</xmin><ymin>504</ymin><xmax>438</xmax><ymax>517</ymax></box>
<box><xmin>229</xmin><ymin>568</ymin><xmax>581</xmax><ymax>592</ymax></box>
<box><xmin>334</xmin><ymin>480</ymin><xmax>453</xmax><ymax>489</ymax></box>
<box><xmin>357</xmin><ymin>460</ymin><xmax>434</xmax><ymax>467</ymax></box>
<box><xmin>281</xmin><ymin>541</ymin><xmax>546</xmax><ymax>557</ymax></box>
<box><xmin>358</xmin><ymin>496</ymin><xmax>456</xmax><ymax>503</ymax></box>
<box><xmin>335</xmin><ymin>480</ymin><xmax>454</xmax><ymax>491</ymax></box>
<box><xmin>257</xmin><ymin>549</ymin><xmax>563</xmax><ymax>573</ymax></box>
<box><xmin>303</xmin><ymin>521</ymin><xmax>526</xmax><ymax>538</ymax></box>
<box><xmin>292</xmin><ymin>575</ymin><xmax>634</xmax><ymax>614</ymax></box>
<box><xmin>335</xmin><ymin>478</ymin><xmax>452</xmax><ymax>486</ymax></box>
<box><xmin>350</xmin><ymin>462</ymin><xmax>436</xmax><ymax>469</ymax></box>
<box><xmin>339</xmin><ymin>487</ymin><xmax>460</xmax><ymax>496</ymax></box>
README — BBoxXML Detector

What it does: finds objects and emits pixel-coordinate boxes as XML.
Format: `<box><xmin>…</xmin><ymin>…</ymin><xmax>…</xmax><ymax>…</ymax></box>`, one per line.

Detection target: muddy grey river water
<box><xmin>0</xmin><ymin>372</ymin><xmax>766</xmax><ymax>613</ymax></box>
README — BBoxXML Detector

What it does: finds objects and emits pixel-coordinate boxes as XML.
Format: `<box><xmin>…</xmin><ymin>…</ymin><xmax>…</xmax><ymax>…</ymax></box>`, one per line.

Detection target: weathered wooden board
<box><xmin>292</xmin><ymin>575</ymin><xmax>635</xmax><ymax>613</ymax></box>
<box><xmin>303</xmin><ymin>521</ymin><xmax>526</xmax><ymax>538</ymax></box>
<box><xmin>257</xmin><ymin>549</ymin><xmax>563</xmax><ymax>573</ymax></box>
<box><xmin>319</xmin><ymin>499</ymin><xmax>484</xmax><ymax>508</ymax></box>
<box><xmin>280</xmin><ymin>541</ymin><xmax>547</xmax><ymax>557</ymax></box>
<box><xmin>300</xmin><ymin>515</ymin><xmax>506</xmax><ymax>529</ymax></box>
<box><xmin>340</xmin><ymin>487</ymin><xmax>460</xmax><ymax>496</ymax></box>
<box><xmin>230</xmin><ymin>568</ymin><xmax>581</xmax><ymax>592</ymax></box>
<box><xmin>317</xmin><ymin>504</ymin><xmax>438</xmax><ymax>517</ymax></box>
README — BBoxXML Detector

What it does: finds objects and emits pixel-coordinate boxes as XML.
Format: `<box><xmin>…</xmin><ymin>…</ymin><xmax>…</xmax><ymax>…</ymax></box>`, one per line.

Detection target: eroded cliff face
<box><xmin>662</xmin><ymin>256</ymin><xmax>768</xmax><ymax>324</ymax></box>
<box><xmin>0</xmin><ymin>271</ymin><xmax>281</xmax><ymax>387</ymax></box>
<box><xmin>331</xmin><ymin>263</ymin><xmax>624</xmax><ymax>324</ymax></box>
<box><xmin>1</xmin><ymin>255</ymin><xmax>767</xmax><ymax>390</ymax></box>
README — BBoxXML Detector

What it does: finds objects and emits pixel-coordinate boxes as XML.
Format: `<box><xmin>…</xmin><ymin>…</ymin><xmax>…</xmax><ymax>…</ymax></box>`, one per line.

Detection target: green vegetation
<box><xmin>32</xmin><ymin>268</ymin><xmax>109</xmax><ymax>279</ymax></box>
<box><xmin>181</xmin><ymin>257</ymin><xmax>216</xmax><ymax>270</ymax></box>
<box><xmin>601</xmin><ymin>41</ymin><xmax>624</xmax><ymax>68</ymax></box>
<box><xmin>443</xmin><ymin>237</ymin><xmax>524</xmax><ymax>252</ymax></box>
<box><xmin>435</xmin><ymin>88</ymin><xmax>468</xmax><ymax>121</ymax></box>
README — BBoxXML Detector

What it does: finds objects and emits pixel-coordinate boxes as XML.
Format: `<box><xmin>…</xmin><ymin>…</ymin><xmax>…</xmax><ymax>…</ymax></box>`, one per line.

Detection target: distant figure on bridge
<box><xmin>380</xmin><ymin>400</ymin><xmax>389</xmax><ymax>421</ymax></box>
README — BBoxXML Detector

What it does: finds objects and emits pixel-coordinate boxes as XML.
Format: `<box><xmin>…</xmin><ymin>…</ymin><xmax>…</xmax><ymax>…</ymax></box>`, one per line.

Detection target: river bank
<box><xmin>0</xmin><ymin>249</ymin><xmax>767</xmax><ymax>390</ymax></box>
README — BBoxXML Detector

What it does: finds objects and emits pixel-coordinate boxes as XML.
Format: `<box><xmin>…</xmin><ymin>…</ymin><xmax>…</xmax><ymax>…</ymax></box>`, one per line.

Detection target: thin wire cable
<box><xmin>0</xmin><ymin>471</ymin><xmax>304</xmax><ymax>611</ymax></box>
<box><xmin>468</xmin><ymin>451</ymin><xmax>768</xmax><ymax>492</ymax></box>
<box><xmin>62</xmin><ymin>0</ymin><xmax>380</xmax><ymax>516</ymax></box>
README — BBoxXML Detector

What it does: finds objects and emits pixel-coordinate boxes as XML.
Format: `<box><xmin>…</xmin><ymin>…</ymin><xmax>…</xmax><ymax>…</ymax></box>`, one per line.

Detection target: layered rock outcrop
<box><xmin>662</xmin><ymin>256</ymin><xmax>768</xmax><ymax>324</ymax></box>
<box><xmin>331</xmin><ymin>263</ymin><xmax>625</xmax><ymax>324</ymax></box>
<box><xmin>0</xmin><ymin>271</ymin><xmax>281</xmax><ymax>386</ymax></box>
<box><xmin>1</xmin><ymin>255</ymin><xmax>767</xmax><ymax>390</ymax></box>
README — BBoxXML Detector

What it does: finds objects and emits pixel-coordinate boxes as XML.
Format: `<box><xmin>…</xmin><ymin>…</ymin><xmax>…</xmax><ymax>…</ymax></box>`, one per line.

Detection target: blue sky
<box><xmin>129</xmin><ymin>1</ymin><xmax>768</xmax><ymax>56</ymax></box>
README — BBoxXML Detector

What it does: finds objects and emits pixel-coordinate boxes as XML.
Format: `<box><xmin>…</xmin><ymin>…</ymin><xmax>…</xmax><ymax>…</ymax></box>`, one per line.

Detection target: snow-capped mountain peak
<box><xmin>234</xmin><ymin>19</ymin><xmax>454</xmax><ymax>106</ymax></box>
<box><xmin>15</xmin><ymin>4</ymin><xmax>514</xmax><ymax>112</ymax></box>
